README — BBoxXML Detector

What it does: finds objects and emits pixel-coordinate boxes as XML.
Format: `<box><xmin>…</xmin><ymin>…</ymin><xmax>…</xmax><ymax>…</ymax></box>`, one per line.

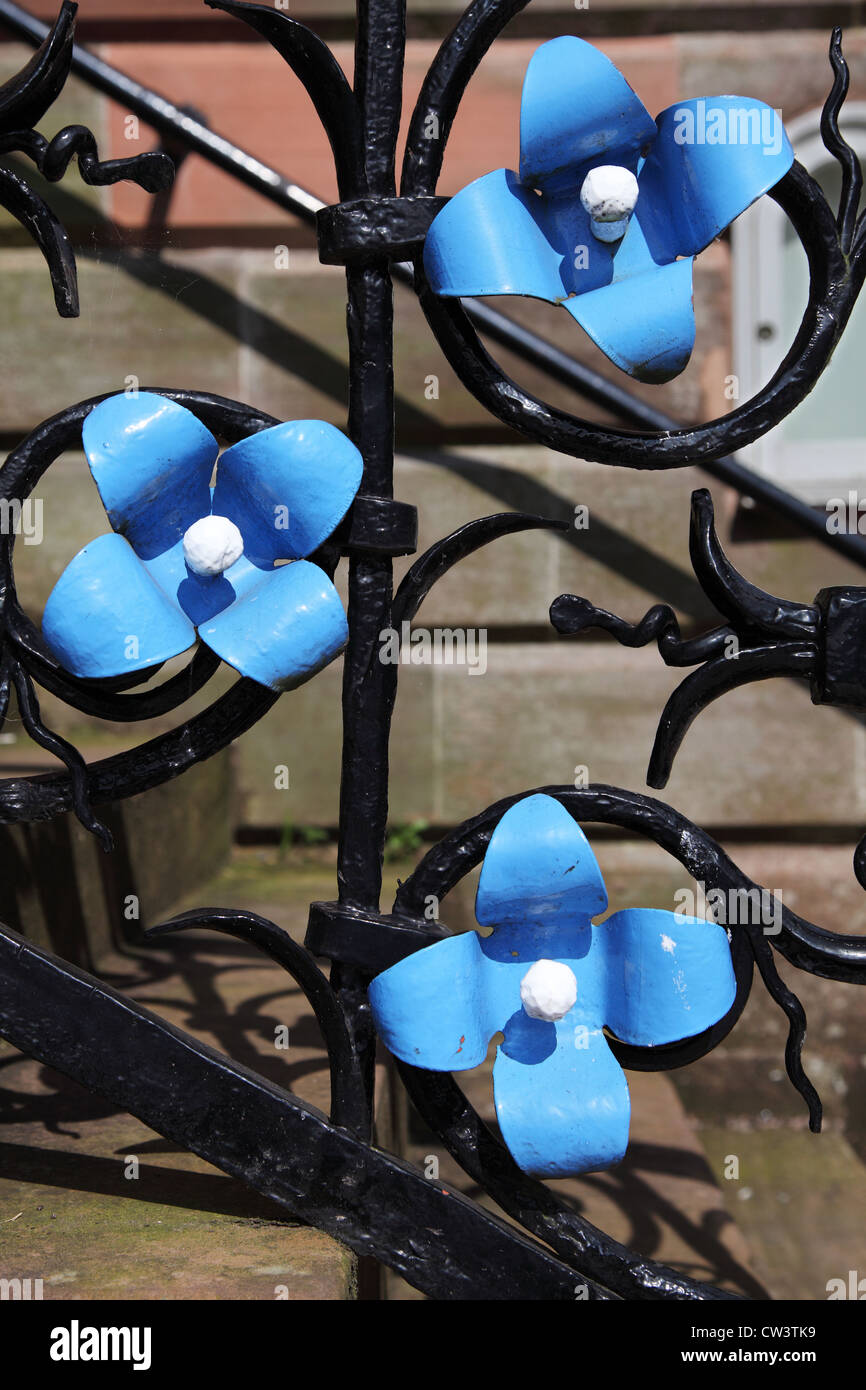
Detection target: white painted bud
<box><xmin>182</xmin><ymin>515</ymin><xmax>243</xmax><ymax>577</ymax></box>
<box><xmin>580</xmin><ymin>165</ymin><xmax>639</xmax><ymax>242</ymax></box>
<box><xmin>520</xmin><ymin>959</ymin><xmax>577</xmax><ymax>1022</ymax></box>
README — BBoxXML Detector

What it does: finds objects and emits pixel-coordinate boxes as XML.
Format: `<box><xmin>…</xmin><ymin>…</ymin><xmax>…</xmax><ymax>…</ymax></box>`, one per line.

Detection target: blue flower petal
<box><xmin>82</xmin><ymin>393</ymin><xmax>218</xmax><ymax>561</ymax></box>
<box><xmin>198</xmin><ymin>559</ymin><xmax>348</xmax><ymax>690</ymax></box>
<box><xmin>424</xmin><ymin>170</ymin><xmax>620</xmax><ymax>302</ymax></box>
<box><xmin>369</xmin><ymin>932</ymin><xmax>500</xmax><ymax>1072</ymax></box>
<box><xmin>211</xmin><ymin>420</ymin><xmax>363</xmax><ymax>567</ymax></box>
<box><xmin>42</xmin><ymin>532</ymin><xmax>196</xmax><ymax>678</ymax></box>
<box><xmin>424</xmin><ymin>169</ymin><xmax>569</xmax><ymax>301</ymax></box>
<box><xmin>601</xmin><ymin>908</ymin><xmax>736</xmax><ymax>1046</ymax></box>
<box><xmin>476</xmin><ymin>794</ymin><xmax>607</xmax><ymax>930</ymax></box>
<box><xmin>563</xmin><ymin>253</ymin><xmax>696</xmax><ymax>383</ymax></box>
<box><xmin>638</xmin><ymin>97</ymin><xmax>794</xmax><ymax>261</ymax></box>
<box><xmin>144</xmin><ymin>541</ymin><xmax>268</xmax><ymax>627</ymax></box>
<box><xmin>519</xmin><ymin>36</ymin><xmax>655</xmax><ymax>195</ymax></box>
<box><xmin>493</xmin><ymin>1021</ymin><xmax>630</xmax><ymax>1176</ymax></box>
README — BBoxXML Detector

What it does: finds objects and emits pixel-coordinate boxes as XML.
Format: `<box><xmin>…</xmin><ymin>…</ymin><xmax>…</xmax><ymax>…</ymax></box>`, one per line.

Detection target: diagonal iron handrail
<box><xmin>2</xmin><ymin>0</ymin><xmax>865</xmax><ymax>569</ymax></box>
<box><xmin>0</xmin><ymin>920</ymin><xmax>615</xmax><ymax>1300</ymax></box>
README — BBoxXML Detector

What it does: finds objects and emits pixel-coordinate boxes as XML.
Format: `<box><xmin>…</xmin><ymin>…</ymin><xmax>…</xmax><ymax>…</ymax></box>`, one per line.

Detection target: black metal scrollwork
<box><xmin>0</xmin><ymin>0</ymin><xmax>173</xmax><ymax>314</ymax></box>
<box><xmin>0</xmin><ymin>0</ymin><xmax>864</xmax><ymax>1301</ymax></box>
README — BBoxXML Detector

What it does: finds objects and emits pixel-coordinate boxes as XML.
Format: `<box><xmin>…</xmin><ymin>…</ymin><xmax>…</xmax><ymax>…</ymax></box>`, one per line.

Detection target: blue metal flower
<box><xmin>424</xmin><ymin>36</ymin><xmax>794</xmax><ymax>382</ymax></box>
<box><xmin>370</xmin><ymin>794</ymin><xmax>736</xmax><ymax>1177</ymax></box>
<box><xmin>42</xmin><ymin>392</ymin><xmax>363</xmax><ymax>690</ymax></box>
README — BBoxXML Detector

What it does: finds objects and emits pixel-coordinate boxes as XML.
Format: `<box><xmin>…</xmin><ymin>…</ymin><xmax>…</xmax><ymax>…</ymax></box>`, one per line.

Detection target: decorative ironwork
<box><xmin>0</xmin><ymin>0</ymin><xmax>172</xmax><ymax>314</ymax></box>
<box><xmin>369</xmin><ymin>793</ymin><xmax>739</xmax><ymax>1178</ymax></box>
<box><xmin>551</xmin><ymin>488</ymin><xmax>826</xmax><ymax>789</ymax></box>
<box><xmin>422</xmin><ymin>37</ymin><xmax>796</xmax><ymax>382</ymax></box>
<box><xmin>0</xmin><ymin>0</ymin><xmax>865</xmax><ymax>1300</ymax></box>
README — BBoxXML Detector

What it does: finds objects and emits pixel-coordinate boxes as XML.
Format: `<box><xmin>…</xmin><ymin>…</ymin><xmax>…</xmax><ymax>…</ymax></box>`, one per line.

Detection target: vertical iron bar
<box><xmin>334</xmin><ymin>0</ymin><xmax>407</xmax><ymax>1117</ymax></box>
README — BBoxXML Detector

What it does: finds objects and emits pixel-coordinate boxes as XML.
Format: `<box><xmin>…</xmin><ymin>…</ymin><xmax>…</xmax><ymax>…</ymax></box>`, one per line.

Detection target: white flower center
<box><xmin>182</xmin><ymin>515</ymin><xmax>244</xmax><ymax>577</ymax></box>
<box><xmin>580</xmin><ymin>165</ymin><xmax>639</xmax><ymax>242</ymax></box>
<box><xmin>520</xmin><ymin>959</ymin><xmax>577</xmax><ymax>1022</ymax></box>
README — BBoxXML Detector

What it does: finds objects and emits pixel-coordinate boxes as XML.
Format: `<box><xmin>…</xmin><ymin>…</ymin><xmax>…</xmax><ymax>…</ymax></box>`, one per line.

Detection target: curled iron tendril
<box><xmin>8</xmin><ymin>660</ymin><xmax>112</xmax><ymax>850</ymax></box>
<box><xmin>823</xmin><ymin>25</ymin><xmax>863</xmax><ymax>257</ymax></box>
<box><xmin>549</xmin><ymin>488</ymin><xmax>850</xmax><ymax>788</ymax></box>
<box><xmin>749</xmin><ymin>930</ymin><xmax>821</xmax><ymax>1133</ymax></box>
<box><xmin>0</xmin><ymin>1</ymin><xmax>174</xmax><ymax>316</ymax></box>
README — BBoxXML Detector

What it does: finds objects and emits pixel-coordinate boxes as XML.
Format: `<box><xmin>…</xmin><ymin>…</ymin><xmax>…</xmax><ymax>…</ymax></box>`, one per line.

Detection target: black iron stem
<box><xmin>331</xmin><ymin>0</ymin><xmax>407</xmax><ymax>1117</ymax></box>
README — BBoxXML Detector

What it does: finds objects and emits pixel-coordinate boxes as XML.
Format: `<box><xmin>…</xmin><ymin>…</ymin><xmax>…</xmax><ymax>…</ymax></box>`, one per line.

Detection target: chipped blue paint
<box><xmin>369</xmin><ymin>794</ymin><xmax>736</xmax><ymax>1177</ymax></box>
<box><xmin>42</xmin><ymin>393</ymin><xmax>363</xmax><ymax>690</ymax></box>
<box><xmin>423</xmin><ymin>36</ymin><xmax>794</xmax><ymax>383</ymax></box>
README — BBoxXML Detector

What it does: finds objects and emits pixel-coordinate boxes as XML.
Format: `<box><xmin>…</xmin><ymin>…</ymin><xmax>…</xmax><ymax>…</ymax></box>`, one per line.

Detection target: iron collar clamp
<box><xmin>333</xmin><ymin>494</ymin><xmax>418</xmax><ymax>557</ymax></box>
<box><xmin>306</xmin><ymin>900</ymin><xmax>447</xmax><ymax>973</ymax></box>
<box><xmin>812</xmin><ymin>586</ymin><xmax>866</xmax><ymax>706</ymax></box>
<box><xmin>316</xmin><ymin>195</ymin><xmax>449</xmax><ymax>266</ymax></box>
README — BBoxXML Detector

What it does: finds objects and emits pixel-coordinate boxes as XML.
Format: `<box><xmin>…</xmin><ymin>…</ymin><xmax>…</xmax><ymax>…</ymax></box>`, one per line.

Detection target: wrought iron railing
<box><xmin>0</xmin><ymin>0</ymin><xmax>865</xmax><ymax>1301</ymax></box>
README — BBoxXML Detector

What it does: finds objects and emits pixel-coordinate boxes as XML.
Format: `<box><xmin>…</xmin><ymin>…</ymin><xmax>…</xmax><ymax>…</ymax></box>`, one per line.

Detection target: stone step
<box><xmin>386</xmin><ymin>1065</ymin><xmax>767</xmax><ymax>1300</ymax></box>
<box><xmin>11</xmin><ymin>448</ymin><xmax>857</xmax><ymax>629</ymax></box>
<box><xmin>0</xmin><ymin>855</ymin><xmax>390</xmax><ymax>1301</ymax></box>
<box><xmin>3</xmin><ymin>634</ymin><xmax>859</xmax><ymax>835</ymax></box>
<box><xmin>0</xmin><ymin>247</ymin><xmax>720</xmax><ymax>442</ymax></box>
<box><xmin>695</xmin><ymin>1129</ymin><xmax>866</xmax><ymax>1302</ymax></box>
<box><xmin>0</xmin><ymin>754</ymin><xmax>233</xmax><ymax>970</ymax></box>
<box><xmin>3</xmin><ymin>840</ymin><xmax>863</xmax><ymax>1300</ymax></box>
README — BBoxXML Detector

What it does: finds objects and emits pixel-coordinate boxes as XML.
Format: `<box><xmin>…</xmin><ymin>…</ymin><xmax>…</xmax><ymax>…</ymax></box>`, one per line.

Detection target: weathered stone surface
<box><xmin>231</xmin><ymin>655</ymin><xmax>436</xmax><ymax>829</ymax></box>
<box><xmin>0</xmin><ymin>855</ymin><xmax>376</xmax><ymax>1300</ymax></box>
<box><xmin>697</xmin><ymin>1128</ymin><xmax>866</xmax><ymax>1302</ymax></box>
<box><xmin>0</xmin><ymin>252</ymin><xmax>243</xmax><ymax>432</ymax></box>
<box><xmin>0</xmin><ymin>753</ymin><xmax>233</xmax><ymax>966</ymax></box>
<box><xmin>0</xmin><ymin>237</ymin><xmax>753</xmax><ymax>445</ymax></box>
<box><xmin>226</xmin><ymin>249</ymin><xmax>728</xmax><ymax>438</ymax></box>
<box><xmin>436</xmin><ymin>642</ymin><xmax>864</xmax><ymax>828</ymax></box>
<box><xmin>4</xmin><ymin>610</ymin><xmax>860</xmax><ymax>836</ymax></box>
<box><xmin>0</xmin><ymin>1131</ymin><xmax>355</xmax><ymax>1301</ymax></box>
<box><xmin>233</xmin><ymin>637</ymin><xmax>864</xmax><ymax>831</ymax></box>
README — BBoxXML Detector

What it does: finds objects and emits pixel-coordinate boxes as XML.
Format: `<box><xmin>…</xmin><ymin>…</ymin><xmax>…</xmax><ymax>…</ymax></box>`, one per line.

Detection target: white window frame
<box><xmin>732</xmin><ymin>102</ymin><xmax>866</xmax><ymax>502</ymax></box>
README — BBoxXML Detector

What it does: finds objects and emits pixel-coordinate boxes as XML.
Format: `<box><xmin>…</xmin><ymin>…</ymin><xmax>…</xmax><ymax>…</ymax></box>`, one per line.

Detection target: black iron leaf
<box><xmin>552</xmin><ymin>490</ymin><xmax>822</xmax><ymax>788</ymax></box>
<box><xmin>0</xmin><ymin>2</ymin><xmax>174</xmax><ymax>316</ymax></box>
<box><xmin>0</xmin><ymin>0</ymin><xmax>75</xmax><ymax>132</ymax></box>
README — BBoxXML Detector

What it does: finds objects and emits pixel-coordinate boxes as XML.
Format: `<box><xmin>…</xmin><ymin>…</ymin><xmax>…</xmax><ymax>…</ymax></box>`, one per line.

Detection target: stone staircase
<box><xmin>1</xmin><ymin>838</ymin><xmax>864</xmax><ymax>1300</ymax></box>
